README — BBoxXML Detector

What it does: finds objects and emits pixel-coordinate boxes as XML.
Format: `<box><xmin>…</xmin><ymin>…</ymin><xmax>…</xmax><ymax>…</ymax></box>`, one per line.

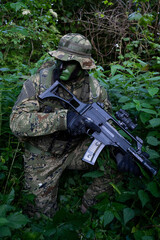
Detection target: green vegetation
<box><xmin>0</xmin><ymin>0</ymin><xmax>160</xmax><ymax>239</ymax></box>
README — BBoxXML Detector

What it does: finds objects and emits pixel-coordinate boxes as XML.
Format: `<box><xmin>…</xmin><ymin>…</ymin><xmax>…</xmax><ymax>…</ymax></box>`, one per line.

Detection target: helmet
<box><xmin>49</xmin><ymin>33</ymin><xmax>96</xmax><ymax>70</ymax></box>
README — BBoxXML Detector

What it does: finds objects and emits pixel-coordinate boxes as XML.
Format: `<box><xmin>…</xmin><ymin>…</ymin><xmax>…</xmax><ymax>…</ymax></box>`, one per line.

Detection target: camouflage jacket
<box><xmin>10</xmin><ymin>61</ymin><xmax>111</xmax><ymax>156</ymax></box>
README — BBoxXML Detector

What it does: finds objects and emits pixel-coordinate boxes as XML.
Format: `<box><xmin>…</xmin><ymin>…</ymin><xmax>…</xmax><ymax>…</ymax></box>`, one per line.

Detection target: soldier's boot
<box><xmin>81</xmin><ymin>172</ymin><xmax>122</xmax><ymax>213</ymax></box>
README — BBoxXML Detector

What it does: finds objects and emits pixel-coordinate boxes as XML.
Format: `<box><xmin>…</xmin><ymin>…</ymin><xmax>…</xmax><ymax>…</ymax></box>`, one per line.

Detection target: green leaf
<box><xmin>123</xmin><ymin>208</ymin><xmax>135</xmax><ymax>225</ymax></box>
<box><xmin>136</xmin><ymin>59</ymin><xmax>148</xmax><ymax>67</ymax></box>
<box><xmin>22</xmin><ymin>232</ymin><xmax>41</xmax><ymax>240</ymax></box>
<box><xmin>10</xmin><ymin>2</ymin><xmax>27</xmax><ymax>12</ymax></box>
<box><xmin>0</xmin><ymin>205</ymin><xmax>14</xmax><ymax>217</ymax></box>
<box><xmin>123</xmin><ymin>37</ymin><xmax>130</xmax><ymax>41</ymax></box>
<box><xmin>148</xmin><ymin>87</ymin><xmax>159</xmax><ymax>97</ymax></box>
<box><xmin>140</xmin><ymin>112</ymin><xmax>151</xmax><ymax>124</ymax></box>
<box><xmin>149</xmin><ymin>118</ymin><xmax>160</xmax><ymax>128</ymax></box>
<box><xmin>6</xmin><ymin>188</ymin><xmax>15</xmax><ymax>204</ymax></box>
<box><xmin>138</xmin><ymin>190</ymin><xmax>150</xmax><ymax>207</ymax></box>
<box><xmin>110</xmin><ymin>183</ymin><xmax>121</xmax><ymax>194</ymax></box>
<box><xmin>118</xmin><ymin>96</ymin><xmax>130</xmax><ymax>103</ymax></box>
<box><xmin>147</xmin><ymin>182</ymin><xmax>160</xmax><ymax>197</ymax></box>
<box><xmin>111</xmin><ymin>65</ymin><xmax>125</xmax><ymax>76</ymax></box>
<box><xmin>103</xmin><ymin>210</ymin><xmax>114</xmax><ymax>227</ymax></box>
<box><xmin>0</xmin><ymin>218</ymin><xmax>9</xmax><ymax>226</ymax></box>
<box><xmin>0</xmin><ymin>52</ymin><xmax>3</xmax><ymax>59</ymax></box>
<box><xmin>133</xmin><ymin>99</ymin><xmax>141</xmax><ymax>111</ymax></box>
<box><xmin>7</xmin><ymin>213</ymin><xmax>29</xmax><ymax>229</ymax></box>
<box><xmin>82</xmin><ymin>171</ymin><xmax>104</xmax><ymax>178</ymax></box>
<box><xmin>147</xmin><ymin>149</ymin><xmax>160</xmax><ymax>159</ymax></box>
<box><xmin>10</xmin><ymin>26</ymin><xmax>29</xmax><ymax>36</ymax></box>
<box><xmin>0</xmin><ymin>226</ymin><xmax>11</xmax><ymax>237</ymax></box>
<box><xmin>85</xmin><ymin>229</ymin><xmax>95</xmax><ymax>239</ymax></box>
<box><xmin>142</xmin><ymin>236</ymin><xmax>154</xmax><ymax>240</ymax></box>
<box><xmin>128</xmin><ymin>12</ymin><xmax>142</xmax><ymax>21</ymax></box>
<box><xmin>141</xmin><ymin>103</ymin><xmax>153</xmax><ymax>109</ymax></box>
<box><xmin>147</xmin><ymin>136</ymin><xmax>159</xmax><ymax>146</ymax></box>
<box><xmin>0</xmin><ymin>68</ymin><xmax>10</xmax><ymax>72</ymax></box>
<box><xmin>134</xmin><ymin>230</ymin><xmax>144</xmax><ymax>240</ymax></box>
<box><xmin>147</xmin><ymin>76</ymin><xmax>160</xmax><ymax>81</ymax></box>
<box><xmin>126</xmin><ymin>68</ymin><xmax>134</xmax><ymax>75</ymax></box>
<box><xmin>123</xmin><ymin>102</ymin><xmax>136</xmax><ymax>110</ymax></box>
<box><xmin>141</xmin><ymin>109</ymin><xmax>157</xmax><ymax>114</ymax></box>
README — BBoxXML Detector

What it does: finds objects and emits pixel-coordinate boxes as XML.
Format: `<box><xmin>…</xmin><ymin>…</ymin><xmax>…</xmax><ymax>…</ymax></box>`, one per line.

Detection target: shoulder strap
<box><xmin>80</xmin><ymin>74</ymin><xmax>90</xmax><ymax>103</ymax></box>
<box><xmin>39</xmin><ymin>65</ymin><xmax>55</xmax><ymax>90</ymax></box>
<box><xmin>88</xmin><ymin>76</ymin><xmax>99</xmax><ymax>102</ymax></box>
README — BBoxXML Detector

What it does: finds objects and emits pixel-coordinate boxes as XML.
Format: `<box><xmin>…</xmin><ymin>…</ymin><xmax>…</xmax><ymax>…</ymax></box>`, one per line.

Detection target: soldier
<box><xmin>10</xmin><ymin>33</ymin><xmax>140</xmax><ymax>217</ymax></box>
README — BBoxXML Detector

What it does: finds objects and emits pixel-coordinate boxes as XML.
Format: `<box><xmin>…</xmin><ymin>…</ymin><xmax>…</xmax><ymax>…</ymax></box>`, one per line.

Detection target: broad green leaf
<box><xmin>147</xmin><ymin>149</ymin><xmax>160</xmax><ymax>159</ymax></box>
<box><xmin>147</xmin><ymin>181</ymin><xmax>160</xmax><ymax>197</ymax></box>
<box><xmin>0</xmin><ymin>226</ymin><xmax>11</xmax><ymax>237</ymax></box>
<box><xmin>85</xmin><ymin>229</ymin><xmax>95</xmax><ymax>239</ymax></box>
<box><xmin>123</xmin><ymin>208</ymin><xmax>135</xmax><ymax>225</ymax></box>
<box><xmin>0</xmin><ymin>52</ymin><xmax>3</xmax><ymax>59</ymax></box>
<box><xmin>103</xmin><ymin>210</ymin><xmax>114</xmax><ymax>227</ymax></box>
<box><xmin>137</xmin><ymin>59</ymin><xmax>148</xmax><ymax>67</ymax></box>
<box><xmin>147</xmin><ymin>76</ymin><xmax>159</xmax><ymax>81</ymax></box>
<box><xmin>126</xmin><ymin>68</ymin><xmax>134</xmax><ymax>75</ymax></box>
<box><xmin>134</xmin><ymin>230</ymin><xmax>145</xmax><ymax>240</ymax></box>
<box><xmin>0</xmin><ymin>205</ymin><xmax>14</xmax><ymax>217</ymax></box>
<box><xmin>6</xmin><ymin>188</ymin><xmax>15</xmax><ymax>204</ymax></box>
<box><xmin>123</xmin><ymin>102</ymin><xmax>136</xmax><ymax>110</ymax></box>
<box><xmin>82</xmin><ymin>170</ymin><xmax>104</xmax><ymax>178</ymax></box>
<box><xmin>7</xmin><ymin>213</ymin><xmax>29</xmax><ymax>229</ymax></box>
<box><xmin>0</xmin><ymin>218</ymin><xmax>9</xmax><ymax>226</ymax></box>
<box><xmin>21</xmin><ymin>232</ymin><xmax>41</xmax><ymax>240</ymax></box>
<box><xmin>142</xmin><ymin>236</ymin><xmax>154</xmax><ymax>240</ymax></box>
<box><xmin>133</xmin><ymin>99</ymin><xmax>141</xmax><ymax>111</ymax></box>
<box><xmin>118</xmin><ymin>96</ymin><xmax>130</xmax><ymax>103</ymax></box>
<box><xmin>138</xmin><ymin>190</ymin><xmax>150</xmax><ymax>207</ymax></box>
<box><xmin>123</xmin><ymin>37</ymin><xmax>130</xmax><ymax>41</ymax></box>
<box><xmin>141</xmin><ymin>109</ymin><xmax>157</xmax><ymax>114</ymax></box>
<box><xmin>148</xmin><ymin>87</ymin><xmax>159</xmax><ymax>97</ymax></box>
<box><xmin>109</xmin><ymin>74</ymin><xmax>124</xmax><ymax>81</ymax></box>
<box><xmin>111</xmin><ymin>65</ymin><xmax>125</xmax><ymax>76</ymax></box>
<box><xmin>10</xmin><ymin>2</ymin><xmax>27</xmax><ymax>12</ymax></box>
<box><xmin>44</xmin><ymin>227</ymin><xmax>56</xmax><ymax>237</ymax></box>
<box><xmin>0</xmin><ymin>68</ymin><xmax>10</xmax><ymax>72</ymax></box>
<box><xmin>117</xmin><ymin>192</ymin><xmax>135</xmax><ymax>202</ymax></box>
<box><xmin>141</xmin><ymin>103</ymin><xmax>153</xmax><ymax>109</ymax></box>
<box><xmin>149</xmin><ymin>118</ymin><xmax>160</xmax><ymax>128</ymax></box>
<box><xmin>131</xmin><ymin>226</ymin><xmax>137</xmax><ymax>233</ymax></box>
<box><xmin>128</xmin><ymin>12</ymin><xmax>142</xmax><ymax>21</ymax></box>
<box><xmin>140</xmin><ymin>112</ymin><xmax>151</xmax><ymax>124</ymax></box>
<box><xmin>147</xmin><ymin>136</ymin><xmax>159</xmax><ymax>146</ymax></box>
<box><xmin>10</xmin><ymin>26</ymin><xmax>29</xmax><ymax>36</ymax></box>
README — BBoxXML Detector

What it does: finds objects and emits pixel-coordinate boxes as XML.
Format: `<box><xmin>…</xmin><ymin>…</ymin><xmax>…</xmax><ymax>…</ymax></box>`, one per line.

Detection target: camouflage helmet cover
<box><xmin>49</xmin><ymin>33</ymin><xmax>96</xmax><ymax>70</ymax></box>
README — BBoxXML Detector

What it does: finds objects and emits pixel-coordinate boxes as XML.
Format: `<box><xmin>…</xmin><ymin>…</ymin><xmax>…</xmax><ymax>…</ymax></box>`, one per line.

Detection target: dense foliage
<box><xmin>0</xmin><ymin>0</ymin><xmax>160</xmax><ymax>239</ymax></box>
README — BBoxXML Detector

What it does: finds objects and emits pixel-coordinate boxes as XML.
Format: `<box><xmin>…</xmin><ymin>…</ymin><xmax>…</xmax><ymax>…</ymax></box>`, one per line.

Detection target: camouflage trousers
<box><xmin>24</xmin><ymin>139</ymin><xmax>120</xmax><ymax>218</ymax></box>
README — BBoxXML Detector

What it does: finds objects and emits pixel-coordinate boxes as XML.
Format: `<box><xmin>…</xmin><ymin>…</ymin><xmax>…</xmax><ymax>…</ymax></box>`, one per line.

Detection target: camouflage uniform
<box><xmin>10</xmin><ymin>33</ymin><xmax>119</xmax><ymax>217</ymax></box>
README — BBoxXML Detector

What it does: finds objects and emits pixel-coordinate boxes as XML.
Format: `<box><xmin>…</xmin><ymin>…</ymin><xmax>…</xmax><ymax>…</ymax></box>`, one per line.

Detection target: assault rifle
<box><xmin>39</xmin><ymin>80</ymin><xmax>157</xmax><ymax>176</ymax></box>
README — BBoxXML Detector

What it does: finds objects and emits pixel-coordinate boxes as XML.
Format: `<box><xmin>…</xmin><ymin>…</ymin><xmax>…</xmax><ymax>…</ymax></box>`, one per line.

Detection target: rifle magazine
<box><xmin>82</xmin><ymin>139</ymin><xmax>105</xmax><ymax>165</ymax></box>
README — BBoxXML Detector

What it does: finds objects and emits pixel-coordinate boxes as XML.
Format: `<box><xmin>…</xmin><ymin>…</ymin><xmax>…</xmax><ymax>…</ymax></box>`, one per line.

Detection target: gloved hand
<box><xmin>67</xmin><ymin>111</ymin><xmax>101</xmax><ymax>137</ymax></box>
<box><xmin>67</xmin><ymin>111</ymin><xmax>86</xmax><ymax>136</ymax></box>
<box><xmin>115</xmin><ymin>152</ymin><xmax>141</xmax><ymax>176</ymax></box>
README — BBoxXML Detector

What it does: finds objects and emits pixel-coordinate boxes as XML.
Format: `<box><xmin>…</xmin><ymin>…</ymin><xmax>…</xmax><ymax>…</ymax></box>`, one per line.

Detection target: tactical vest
<box><xmin>28</xmin><ymin>63</ymin><xmax>99</xmax><ymax>157</ymax></box>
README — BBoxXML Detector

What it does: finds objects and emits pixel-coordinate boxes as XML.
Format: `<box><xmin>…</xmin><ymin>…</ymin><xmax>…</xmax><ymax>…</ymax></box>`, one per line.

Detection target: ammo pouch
<box><xmin>48</xmin><ymin>131</ymin><xmax>82</xmax><ymax>157</ymax></box>
<box><xmin>25</xmin><ymin>131</ymin><xmax>82</xmax><ymax>157</ymax></box>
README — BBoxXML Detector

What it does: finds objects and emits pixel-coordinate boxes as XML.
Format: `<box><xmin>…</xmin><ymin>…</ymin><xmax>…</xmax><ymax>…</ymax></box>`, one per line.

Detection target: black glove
<box><xmin>115</xmin><ymin>152</ymin><xmax>141</xmax><ymax>176</ymax></box>
<box><xmin>67</xmin><ymin>111</ymin><xmax>86</xmax><ymax>136</ymax></box>
<box><xmin>67</xmin><ymin>111</ymin><xmax>100</xmax><ymax>137</ymax></box>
